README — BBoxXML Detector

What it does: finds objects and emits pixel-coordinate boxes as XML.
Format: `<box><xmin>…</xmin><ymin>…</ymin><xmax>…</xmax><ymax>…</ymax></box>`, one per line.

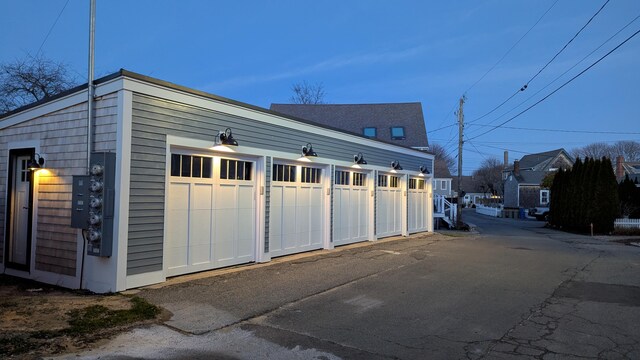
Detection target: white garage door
<box><xmin>408</xmin><ymin>177</ymin><xmax>428</xmax><ymax>233</ymax></box>
<box><xmin>166</xmin><ymin>154</ymin><xmax>256</xmax><ymax>277</ymax></box>
<box><xmin>376</xmin><ymin>173</ymin><xmax>403</xmax><ymax>238</ymax></box>
<box><xmin>270</xmin><ymin>163</ymin><xmax>324</xmax><ymax>257</ymax></box>
<box><xmin>333</xmin><ymin>169</ymin><xmax>369</xmax><ymax>246</ymax></box>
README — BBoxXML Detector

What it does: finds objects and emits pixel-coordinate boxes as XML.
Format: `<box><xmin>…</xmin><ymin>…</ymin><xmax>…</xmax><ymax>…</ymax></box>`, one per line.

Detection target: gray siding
<box><xmin>0</xmin><ymin>94</ymin><xmax>117</xmax><ymax>273</ymax></box>
<box><xmin>128</xmin><ymin>94</ymin><xmax>433</xmax><ymax>275</ymax></box>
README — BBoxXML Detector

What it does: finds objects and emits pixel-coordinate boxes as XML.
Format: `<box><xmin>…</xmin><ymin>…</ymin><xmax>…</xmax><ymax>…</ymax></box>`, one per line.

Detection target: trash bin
<box><xmin>518</xmin><ymin>208</ymin><xmax>525</xmax><ymax>219</ymax></box>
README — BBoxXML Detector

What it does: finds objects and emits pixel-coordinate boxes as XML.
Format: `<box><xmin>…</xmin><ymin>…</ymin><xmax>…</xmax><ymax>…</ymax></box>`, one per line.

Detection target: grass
<box><xmin>0</xmin><ymin>296</ymin><xmax>160</xmax><ymax>357</ymax></box>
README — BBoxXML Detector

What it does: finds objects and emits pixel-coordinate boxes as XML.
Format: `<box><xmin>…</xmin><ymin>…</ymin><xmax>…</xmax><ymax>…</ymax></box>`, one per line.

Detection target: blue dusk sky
<box><xmin>1</xmin><ymin>0</ymin><xmax>638</xmax><ymax>174</ymax></box>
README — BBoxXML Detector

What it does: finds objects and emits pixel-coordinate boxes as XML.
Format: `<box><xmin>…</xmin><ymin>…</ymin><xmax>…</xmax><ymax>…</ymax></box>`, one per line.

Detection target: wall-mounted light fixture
<box><xmin>418</xmin><ymin>165</ymin><xmax>429</xmax><ymax>177</ymax></box>
<box><xmin>298</xmin><ymin>143</ymin><xmax>318</xmax><ymax>162</ymax></box>
<box><xmin>27</xmin><ymin>154</ymin><xmax>45</xmax><ymax>171</ymax></box>
<box><xmin>390</xmin><ymin>160</ymin><xmax>402</xmax><ymax>173</ymax></box>
<box><xmin>352</xmin><ymin>153</ymin><xmax>367</xmax><ymax>168</ymax></box>
<box><xmin>211</xmin><ymin>128</ymin><xmax>238</xmax><ymax>152</ymax></box>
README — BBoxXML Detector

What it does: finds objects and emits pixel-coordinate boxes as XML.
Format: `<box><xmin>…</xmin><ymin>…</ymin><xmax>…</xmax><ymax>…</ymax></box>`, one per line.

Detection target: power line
<box><xmin>464</xmin><ymin>0</ymin><xmax>560</xmax><ymax>95</ymax></box>
<box><xmin>524</xmin><ymin>0</ymin><xmax>610</xmax><ymax>87</ymax></box>
<box><xmin>468</xmin><ymin>124</ymin><xmax>640</xmax><ymax>135</ymax></box>
<box><xmin>465</xmin><ymin>27</ymin><xmax>640</xmax><ymax>142</ymax></box>
<box><xmin>35</xmin><ymin>0</ymin><xmax>70</xmax><ymax>57</ymax></box>
<box><xmin>467</xmin><ymin>0</ymin><xmax>609</xmax><ymax>125</ymax></box>
<box><xmin>465</xmin><ymin>12</ymin><xmax>640</xmax><ymax>137</ymax></box>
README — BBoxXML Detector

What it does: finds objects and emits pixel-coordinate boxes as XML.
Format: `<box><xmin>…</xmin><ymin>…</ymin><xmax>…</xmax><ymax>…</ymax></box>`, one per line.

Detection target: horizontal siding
<box><xmin>128</xmin><ymin>93</ymin><xmax>433</xmax><ymax>276</ymax></box>
<box><xmin>0</xmin><ymin>93</ymin><xmax>117</xmax><ymax>273</ymax></box>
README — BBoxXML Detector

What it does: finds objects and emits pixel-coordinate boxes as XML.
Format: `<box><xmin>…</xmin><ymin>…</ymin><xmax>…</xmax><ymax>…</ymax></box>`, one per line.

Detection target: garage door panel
<box><xmin>376</xmin><ymin>186</ymin><xmax>402</xmax><ymax>238</ymax></box>
<box><xmin>167</xmin><ymin>182</ymin><xmax>190</xmax><ymax>274</ymax></box>
<box><xmin>191</xmin><ymin>184</ymin><xmax>213</xmax><ymax>266</ymax></box>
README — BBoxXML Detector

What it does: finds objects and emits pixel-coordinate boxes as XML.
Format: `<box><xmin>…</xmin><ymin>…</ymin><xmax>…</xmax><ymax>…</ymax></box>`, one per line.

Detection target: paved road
<box><xmin>54</xmin><ymin>209</ymin><xmax>640</xmax><ymax>359</ymax></box>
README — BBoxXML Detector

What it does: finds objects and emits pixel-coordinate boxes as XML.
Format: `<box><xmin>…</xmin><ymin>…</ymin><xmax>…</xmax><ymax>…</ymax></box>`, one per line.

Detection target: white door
<box><xmin>270</xmin><ymin>163</ymin><xmax>324</xmax><ymax>257</ymax></box>
<box><xmin>333</xmin><ymin>169</ymin><xmax>369</xmax><ymax>246</ymax></box>
<box><xmin>376</xmin><ymin>173</ymin><xmax>402</xmax><ymax>238</ymax></box>
<box><xmin>7</xmin><ymin>154</ymin><xmax>31</xmax><ymax>269</ymax></box>
<box><xmin>166</xmin><ymin>155</ymin><xmax>256</xmax><ymax>277</ymax></box>
<box><xmin>408</xmin><ymin>177</ymin><xmax>428</xmax><ymax>233</ymax></box>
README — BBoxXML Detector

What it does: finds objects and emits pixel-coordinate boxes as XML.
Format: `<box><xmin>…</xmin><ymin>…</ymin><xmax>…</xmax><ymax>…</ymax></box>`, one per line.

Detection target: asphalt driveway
<box><xmin>53</xmin><ymin>210</ymin><xmax>640</xmax><ymax>359</ymax></box>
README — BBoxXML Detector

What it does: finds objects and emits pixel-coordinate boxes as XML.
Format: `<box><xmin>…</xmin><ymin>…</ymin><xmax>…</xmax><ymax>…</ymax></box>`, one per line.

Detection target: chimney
<box><xmin>504</xmin><ymin>151</ymin><xmax>509</xmax><ymax>168</ymax></box>
<box><xmin>514</xmin><ymin>160</ymin><xmax>520</xmax><ymax>176</ymax></box>
<box><xmin>616</xmin><ymin>156</ymin><xmax>625</xmax><ymax>179</ymax></box>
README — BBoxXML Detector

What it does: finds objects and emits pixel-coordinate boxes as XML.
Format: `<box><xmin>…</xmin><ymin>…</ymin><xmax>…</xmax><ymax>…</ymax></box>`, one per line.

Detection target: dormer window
<box><xmin>363</xmin><ymin>127</ymin><xmax>377</xmax><ymax>138</ymax></box>
<box><xmin>390</xmin><ymin>126</ymin><xmax>406</xmax><ymax>140</ymax></box>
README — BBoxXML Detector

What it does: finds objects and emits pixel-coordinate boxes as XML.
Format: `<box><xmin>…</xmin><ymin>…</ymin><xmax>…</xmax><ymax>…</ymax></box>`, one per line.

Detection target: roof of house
<box><xmin>451</xmin><ymin>175</ymin><xmax>482</xmax><ymax>193</ymax></box>
<box><xmin>270</xmin><ymin>103</ymin><xmax>428</xmax><ymax>148</ymax></box>
<box><xmin>434</xmin><ymin>158</ymin><xmax>452</xmax><ymax>179</ymax></box>
<box><xmin>504</xmin><ymin>148</ymin><xmax>573</xmax><ymax>172</ymax></box>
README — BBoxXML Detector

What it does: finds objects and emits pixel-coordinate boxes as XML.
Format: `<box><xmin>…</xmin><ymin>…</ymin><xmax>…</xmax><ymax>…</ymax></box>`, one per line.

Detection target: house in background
<box><xmin>0</xmin><ymin>70</ymin><xmax>434</xmax><ymax>293</ymax></box>
<box><xmin>616</xmin><ymin>155</ymin><xmax>640</xmax><ymax>184</ymax></box>
<box><xmin>432</xmin><ymin>158</ymin><xmax>453</xmax><ymax>198</ymax></box>
<box><xmin>503</xmin><ymin>148</ymin><xmax>574</xmax><ymax>210</ymax></box>
<box><xmin>451</xmin><ymin>175</ymin><xmax>488</xmax><ymax>207</ymax></box>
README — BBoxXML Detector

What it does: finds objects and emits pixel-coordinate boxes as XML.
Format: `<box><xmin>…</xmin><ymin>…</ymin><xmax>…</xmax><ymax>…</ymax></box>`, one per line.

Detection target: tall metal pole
<box><xmin>456</xmin><ymin>96</ymin><xmax>465</xmax><ymax>228</ymax></box>
<box><xmin>87</xmin><ymin>0</ymin><xmax>96</xmax><ymax>173</ymax></box>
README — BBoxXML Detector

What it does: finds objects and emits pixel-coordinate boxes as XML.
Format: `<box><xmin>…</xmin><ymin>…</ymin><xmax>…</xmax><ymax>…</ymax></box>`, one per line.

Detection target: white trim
<box><xmin>256</xmin><ymin>156</ymin><xmax>270</xmax><ymax>263</ymax></box>
<box><xmin>323</xmin><ymin>163</ymin><xmax>333</xmax><ymax>251</ymax></box>
<box><xmin>126</xmin><ymin>270</ymin><xmax>165</xmax><ymax>289</ymax></box>
<box><xmin>114</xmin><ymin>90</ymin><xmax>133</xmax><ymax>291</ymax></box>
<box><xmin>121</xmin><ymin>77</ymin><xmax>432</xmax><ymax>159</ymax></box>
<box><xmin>401</xmin><ymin>174</ymin><xmax>409</xmax><ymax>237</ymax></box>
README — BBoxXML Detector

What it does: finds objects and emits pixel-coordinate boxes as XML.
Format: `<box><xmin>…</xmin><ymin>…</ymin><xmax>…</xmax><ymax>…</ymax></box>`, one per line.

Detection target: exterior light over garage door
<box><xmin>352</xmin><ymin>153</ymin><xmax>367</xmax><ymax>168</ymax></box>
<box><xmin>390</xmin><ymin>160</ymin><xmax>403</xmax><ymax>173</ymax></box>
<box><xmin>211</xmin><ymin>128</ymin><xmax>239</xmax><ymax>152</ymax></box>
<box><xmin>298</xmin><ymin>143</ymin><xmax>318</xmax><ymax>162</ymax></box>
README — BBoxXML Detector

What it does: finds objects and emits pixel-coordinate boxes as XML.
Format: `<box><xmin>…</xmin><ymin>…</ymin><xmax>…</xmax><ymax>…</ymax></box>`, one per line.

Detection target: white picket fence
<box><xmin>614</xmin><ymin>218</ymin><xmax>640</xmax><ymax>229</ymax></box>
<box><xmin>476</xmin><ymin>204</ymin><xmax>502</xmax><ymax>217</ymax></box>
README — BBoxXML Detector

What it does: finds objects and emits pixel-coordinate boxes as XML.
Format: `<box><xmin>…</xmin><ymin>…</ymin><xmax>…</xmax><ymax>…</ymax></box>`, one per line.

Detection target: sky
<box><xmin>1</xmin><ymin>0</ymin><xmax>639</xmax><ymax>174</ymax></box>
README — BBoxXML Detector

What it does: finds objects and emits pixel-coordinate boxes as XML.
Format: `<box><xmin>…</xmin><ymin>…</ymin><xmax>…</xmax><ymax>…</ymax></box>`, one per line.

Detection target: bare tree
<box><xmin>0</xmin><ymin>55</ymin><xmax>77</xmax><ymax>113</ymax></box>
<box><xmin>570</xmin><ymin>141</ymin><xmax>640</xmax><ymax>162</ymax></box>
<box><xmin>429</xmin><ymin>143</ymin><xmax>456</xmax><ymax>174</ymax></box>
<box><xmin>472</xmin><ymin>157</ymin><xmax>504</xmax><ymax>196</ymax></box>
<box><xmin>290</xmin><ymin>81</ymin><xmax>326</xmax><ymax>104</ymax></box>
<box><xmin>611</xmin><ymin>140</ymin><xmax>640</xmax><ymax>161</ymax></box>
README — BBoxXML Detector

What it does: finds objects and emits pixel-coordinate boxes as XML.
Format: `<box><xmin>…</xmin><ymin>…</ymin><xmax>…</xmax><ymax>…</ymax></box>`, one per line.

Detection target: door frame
<box><xmin>4</xmin><ymin>148</ymin><xmax>35</xmax><ymax>272</ymax></box>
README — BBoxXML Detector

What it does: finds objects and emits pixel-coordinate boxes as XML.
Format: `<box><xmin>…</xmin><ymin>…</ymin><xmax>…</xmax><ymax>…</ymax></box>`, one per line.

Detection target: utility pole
<box><xmin>456</xmin><ymin>96</ymin><xmax>465</xmax><ymax>228</ymax></box>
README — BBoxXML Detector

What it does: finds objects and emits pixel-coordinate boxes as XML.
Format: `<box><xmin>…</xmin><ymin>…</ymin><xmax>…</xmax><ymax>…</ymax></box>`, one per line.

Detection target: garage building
<box><xmin>0</xmin><ymin>70</ymin><xmax>434</xmax><ymax>293</ymax></box>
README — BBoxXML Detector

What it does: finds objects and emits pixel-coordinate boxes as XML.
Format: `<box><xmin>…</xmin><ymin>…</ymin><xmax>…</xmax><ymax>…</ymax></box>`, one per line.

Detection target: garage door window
<box><xmin>390</xmin><ymin>176</ymin><xmax>399</xmax><ymax>188</ymax></box>
<box><xmin>301</xmin><ymin>167</ymin><xmax>322</xmax><ymax>183</ymax></box>
<box><xmin>335</xmin><ymin>170</ymin><xmax>349</xmax><ymax>185</ymax></box>
<box><xmin>353</xmin><ymin>173</ymin><xmax>366</xmax><ymax>186</ymax></box>
<box><xmin>409</xmin><ymin>179</ymin><xmax>416</xmax><ymax>189</ymax></box>
<box><xmin>378</xmin><ymin>174</ymin><xmax>387</xmax><ymax>187</ymax></box>
<box><xmin>171</xmin><ymin>154</ymin><xmax>212</xmax><ymax>178</ymax></box>
<box><xmin>418</xmin><ymin>179</ymin><xmax>425</xmax><ymax>189</ymax></box>
<box><xmin>273</xmin><ymin>164</ymin><xmax>296</xmax><ymax>182</ymax></box>
<box><xmin>220</xmin><ymin>158</ymin><xmax>252</xmax><ymax>181</ymax></box>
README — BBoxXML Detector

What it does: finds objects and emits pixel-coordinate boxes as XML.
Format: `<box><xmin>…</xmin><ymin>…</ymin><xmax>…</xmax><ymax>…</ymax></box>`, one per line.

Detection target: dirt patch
<box><xmin>0</xmin><ymin>275</ymin><xmax>164</xmax><ymax>359</ymax></box>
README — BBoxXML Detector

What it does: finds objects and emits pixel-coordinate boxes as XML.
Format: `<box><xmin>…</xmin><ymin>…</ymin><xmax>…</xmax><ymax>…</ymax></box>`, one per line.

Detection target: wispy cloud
<box><xmin>202</xmin><ymin>45</ymin><xmax>427</xmax><ymax>91</ymax></box>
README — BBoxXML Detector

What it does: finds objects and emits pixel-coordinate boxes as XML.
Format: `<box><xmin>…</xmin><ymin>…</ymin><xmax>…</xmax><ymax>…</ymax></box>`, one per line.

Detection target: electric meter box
<box><xmin>71</xmin><ymin>152</ymin><xmax>116</xmax><ymax>257</ymax></box>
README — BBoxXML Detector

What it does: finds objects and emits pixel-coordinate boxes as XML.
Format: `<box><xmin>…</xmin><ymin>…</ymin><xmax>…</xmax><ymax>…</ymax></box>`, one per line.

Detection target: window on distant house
<box><xmin>363</xmin><ymin>127</ymin><xmax>377</xmax><ymax>138</ymax></box>
<box><xmin>441</xmin><ymin>180</ymin><xmax>447</xmax><ymax>190</ymax></box>
<box><xmin>390</xmin><ymin>126</ymin><xmax>406</xmax><ymax>140</ymax></box>
<box><xmin>540</xmin><ymin>190</ymin><xmax>550</xmax><ymax>205</ymax></box>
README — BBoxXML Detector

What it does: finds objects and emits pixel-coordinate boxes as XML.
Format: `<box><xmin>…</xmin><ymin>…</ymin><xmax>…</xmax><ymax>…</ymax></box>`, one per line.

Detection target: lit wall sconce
<box><xmin>418</xmin><ymin>165</ymin><xmax>429</xmax><ymax>177</ymax></box>
<box><xmin>211</xmin><ymin>127</ymin><xmax>238</xmax><ymax>152</ymax></box>
<box><xmin>352</xmin><ymin>153</ymin><xmax>367</xmax><ymax>168</ymax></box>
<box><xmin>390</xmin><ymin>160</ymin><xmax>402</xmax><ymax>173</ymax></box>
<box><xmin>27</xmin><ymin>154</ymin><xmax>45</xmax><ymax>170</ymax></box>
<box><xmin>298</xmin><ymin>143</ymin><xmax>318</xmax><ymax>162</ymax></box>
